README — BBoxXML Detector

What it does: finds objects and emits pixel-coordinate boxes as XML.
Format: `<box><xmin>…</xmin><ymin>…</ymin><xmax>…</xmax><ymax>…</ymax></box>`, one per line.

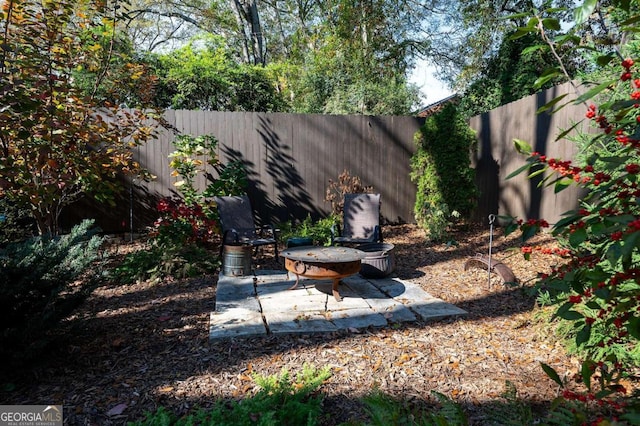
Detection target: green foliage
<box><xmin>203</xmin><ymin>160</ymin><xmax>248</xmax><ymax>198</ymax></box>
<box><xmin>83</xmin><ymin>1</ymin><xmax>436</xmax><ymax>115</ymax></box>
<box><xmin>71</xmin><ymin>23</ymin><xmax>155</xmax><ymax>108</ymax></box>
<box><xmin>113</xmin><ymin>133</ymin><xmax>248</xmax><ymax>283</ymax></box>
<box><xmin>543</xmin><ymin>292</ymin><xmax>640</xmax><ymax>368</ymax></box>
<box><xmin>169</xmin><ymin>133</ymin><xmax>247</xmax><ymax>201</ymax></box>
<box><xmin>507</xmin><ymin>58</ymin><xmax>640</xmax><ymax>370</ymax></box>
<box><xmin>458</xmin><ymin>32</ymin><xmax>575</xmax><ymax>118</ymax></box>
<box><xmin>278</xmin><ymin>214</ymin><xmax>335</xmax><ymax>247</ymax></box>
<box><xmin>0</xmin><ymin>219</ymin><xmax>104</xmax><ymax>365</ymax></box>
<box><xmin>410</xmin><ymin>104</ymin><xmax>478</xmax><ymax>241</ymax></box>
<box><xmin>535</xmin><ymin>363</ymin><xmax>640</xmax><ymax>426</ymax></box>
<box><xmin>278</xmin><ymin>2</ymin><xmax>425</xmax><ymax>116</ymax></box>
<box><xmin>289</xmin><ymin>37</ymin><xmax>420</xmax><ymax>115</ymax></box>
<box><xmin>503</xmin><ymin>2</ymin><xmax>640</xmax><ymax>423</ymax></box>
<box><xmin>130</xmin><ymin>365</ymin><xmax>331</xmax><ymax>426</ymax></box>
<box><xmin>162</xmin><ymin>133</ymin><xmax>246</xmax><ymax>244</ymax></box>
<box><xmin>147</xmin><ymin>35</ymin><xmax>287</xmax><ymax>112</ymax></box>
<box><xmin>131</xmin><ymin>372</ymin><xmax>637</xmax><ymax>426</ymax></box>
<box><xmin>360</xmin><ymin>390</ymin><xmax>468</xmax><ymax>426</ymax></box>
<box><xmin>482</xmin><ymin>381</ymin><xmax>534</xmax><ymax>426</ymax></box>
<box><xmin>368</xmin><ymin>377</ymin><xmax>636</xmax><ymax>426</ymax></box>
<box><xmin>169</xmin><ymin>134</ymin><xmax>219</xmax><ymax>206</ymax></box>
<box><xmin>0</xmin><ymin>0</ymin><xmax>160</xmax><ymax>235</ymax></box>
<box><xmin>321</xmin><ymin>77</ymin><xmax>420</xmax><ymax>116</ymax></box>
<box><xmin>450</xmin><ymin>0</ymin><xmax>581</xmax><ymax>91</ymax></box>
<box><xmin>113</xmin><ymin>242</ymin><xmax>218</xmax><ymax>284</ymax></box>
<box><xmin>0</xmin><ymin>198</ymin><xmax>36</xmax><ymax>245</ymax></box>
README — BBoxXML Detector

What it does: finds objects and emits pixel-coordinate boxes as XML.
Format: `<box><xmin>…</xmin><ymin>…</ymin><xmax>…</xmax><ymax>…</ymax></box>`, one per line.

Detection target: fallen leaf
<box><xmin>372</xmin><ymin>359</ymin><xmax>382</xmax><ymax>372</ymax></box>
<box><xmin>106</xmin><ymin>403</ymin><xmax>127</xmax><ymax>416</ymax></box>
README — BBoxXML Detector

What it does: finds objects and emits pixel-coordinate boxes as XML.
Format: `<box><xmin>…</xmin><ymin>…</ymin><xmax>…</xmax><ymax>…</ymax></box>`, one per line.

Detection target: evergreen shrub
<box><xmin>410</xmin><ymin>104</ymin><xmax>478</xmax><ymax>241</ymax></box>
<box><xmin>0</xmin><ymin>219</ymin><xmax>104</xmax><ymax>365</ymax></box>
<box><xmin>0</xmin><ymin>198</ymin><xmax>37</xmax><ymax>245</ymax></box>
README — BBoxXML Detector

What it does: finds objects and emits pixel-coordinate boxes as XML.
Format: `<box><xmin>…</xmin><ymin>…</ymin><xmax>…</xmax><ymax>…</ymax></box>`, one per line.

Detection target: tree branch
<box><xmin>125</xmin><ymin>7</ymin><xmax>204</xmax><ymax>29</ymax></box>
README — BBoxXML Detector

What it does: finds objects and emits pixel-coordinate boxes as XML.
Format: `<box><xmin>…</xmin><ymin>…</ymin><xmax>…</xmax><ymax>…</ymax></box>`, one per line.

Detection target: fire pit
<box><xmin>280</xmin><ymin>246</ymin><xmax>366</xmax><ymax>301</ymax></box>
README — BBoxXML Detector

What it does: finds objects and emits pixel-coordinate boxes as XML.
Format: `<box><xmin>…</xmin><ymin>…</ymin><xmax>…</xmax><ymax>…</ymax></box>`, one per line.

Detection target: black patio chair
<box><xmin>214</xmin><ymin>194</ymin><xmax>278</xmax><ymax>259</ymax></box>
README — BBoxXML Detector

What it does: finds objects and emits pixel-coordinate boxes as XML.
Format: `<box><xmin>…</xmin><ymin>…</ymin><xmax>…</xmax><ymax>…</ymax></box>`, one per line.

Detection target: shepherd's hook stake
<box><xmin>488</xmin><ymin>214</ymin><xmax>496</xmax><ymax>290</ymax></box>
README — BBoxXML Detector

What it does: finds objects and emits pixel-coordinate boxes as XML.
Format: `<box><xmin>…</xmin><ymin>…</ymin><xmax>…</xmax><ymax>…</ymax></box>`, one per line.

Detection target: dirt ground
<box><xmin>1</xmin><ymin>224</ymin><xmax>584</xmax><ymax>425</ymax></box>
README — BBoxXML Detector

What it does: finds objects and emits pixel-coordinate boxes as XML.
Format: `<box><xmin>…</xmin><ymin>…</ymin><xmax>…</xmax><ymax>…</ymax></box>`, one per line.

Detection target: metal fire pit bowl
<box><xmin>280</xmin><ymin>246</ymin><xmax>366</xmax><ymax>301</ymax></box>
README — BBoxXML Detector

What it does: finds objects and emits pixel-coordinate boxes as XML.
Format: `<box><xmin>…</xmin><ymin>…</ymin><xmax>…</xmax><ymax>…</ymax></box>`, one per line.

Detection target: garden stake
<box><xmin>488</xmin><ymin>214</ymin><xmax>495</xmax><ymax>290</ymax></box>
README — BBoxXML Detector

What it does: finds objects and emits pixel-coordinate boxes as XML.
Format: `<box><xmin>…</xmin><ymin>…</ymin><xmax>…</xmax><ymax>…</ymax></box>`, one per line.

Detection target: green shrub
<box><xmin>278</xmin><ymin>214</ymin><xmax>335</xmax><ymax>247</ymax></box>
<box><xmin>154</xmin><ymin>197</ymin><xmax>218</xmax><ymax>247</ymax></box>
<box><xmin>114</xmin><ymin>242</ymin><xmax>219</xmax><ymax>284</ymax></box>
<box><xmin>0</xmin><ymin>219</ymin><xmax>104</xmax><ymax>365</ymax></box>
<box><xmin>360</xmin><ymin>390</ymin><xmax>468</xmax><ymax>426</ymax></box>
<box><xmin>410</xmin><ymin>104</ymin><xmax>478</xmax><ymax>241</ymax></box>
<box><xmin>0</xmin><ymin>197</ymin><xmax>36</xmax><ymax>245</ymax></box>
<box><xmin>129</xmin><ymin>365</ymin><xmax>640</xmax><ymax>426</ymax></box>
<box><xmin>131</xmin><ymin>364</ymin><xmax>331</xmax><ymax>426</ymax></box>
<box><xmin>114</xmin><ymin>133</ymin><xmax>247</xmax><ymax>284</ymax></box>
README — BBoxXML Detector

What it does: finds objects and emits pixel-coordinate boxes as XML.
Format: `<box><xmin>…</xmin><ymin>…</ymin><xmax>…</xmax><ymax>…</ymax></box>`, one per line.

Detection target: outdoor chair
<box><xmin>214</xmin><ymin>194</ymin><xmax>278</xmax><ymax>259</ymax></box>
<box><xmin>331</xmin><ymin>193</ymin><xmax>383</xmax><ymax>245</ymax></box>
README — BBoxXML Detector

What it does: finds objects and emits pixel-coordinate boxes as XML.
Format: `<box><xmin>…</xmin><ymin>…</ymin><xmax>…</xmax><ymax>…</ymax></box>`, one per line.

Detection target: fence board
<box><xmin>469</xmin><ymin>81</ymin><xmax>587</xmax><ymax>225</ymax></box>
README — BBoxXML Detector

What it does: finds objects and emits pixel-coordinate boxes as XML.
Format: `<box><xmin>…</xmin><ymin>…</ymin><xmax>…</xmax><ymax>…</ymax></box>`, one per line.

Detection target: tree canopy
<box><xmin>116</xmin><ymin>0</ymin><xmax>455</xmax><ymax>114</ymax></box>
<box><xmin>0</xmin><ymin>0</ymin><xmax>162</xmax><ymax>235</ymax></box>
<box><xmin>116</xmin><ymin>0</ymin><xmax>617</xmax><ymax>115</ymax></box>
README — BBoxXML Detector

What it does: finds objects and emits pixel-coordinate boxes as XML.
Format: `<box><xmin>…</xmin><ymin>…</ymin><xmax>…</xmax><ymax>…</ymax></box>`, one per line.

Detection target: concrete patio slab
<box><xmin>209</xmin><ymin>270</ymin><xmax>467</xmax><ymax>341</ymax></box>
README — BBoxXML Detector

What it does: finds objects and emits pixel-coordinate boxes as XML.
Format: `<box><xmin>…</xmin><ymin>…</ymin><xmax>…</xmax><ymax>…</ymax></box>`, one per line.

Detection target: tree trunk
<box><xmin>33</xmin><ymin>207</ymin><xmax>55</xmax><ymax>236</ymax></box>
<box><xmin>231</xmin><ymin>0</ymin><xmax>265</xmax><ymax>65</ymax></box>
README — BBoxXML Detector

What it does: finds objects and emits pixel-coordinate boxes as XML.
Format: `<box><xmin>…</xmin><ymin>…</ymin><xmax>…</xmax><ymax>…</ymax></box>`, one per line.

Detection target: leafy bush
<box><xmin>0</xmin><ymin>3</ymin><xmax>160</xmax><ymax>236</ymax></box>
<box><xmin>131</xmin><ymin>365</ymin><xmax>331</xmax><ymax>426</ymax></box>
<box><xmin>130</xmin><ymin>370</ymin><xmax>636</xmax><ymax>426</ymax></box>
<box><xmin>410</xmin><ymin>104</ymin><xmax>478</xmax><ymax>241</ymax></box>
<box><xmin>114</xmin><ymin>133</ymin><xmax>248</xmax><ymax>283</ymax></box>
<box><xmin>361</xmin><ymin>390</ymin><xmax>468</xmax><ymax>426</ymax></box>
<box><xmin>203</xmin><ymin>159</ymin><xmax>248</xmax><ymax>199</ymax></box>
<box><xmin>0</xmin><ymin>219</ymin><xmax>104</xmax><ymax>365</ymax></box>
<box><xmin>278</xmin><ymin>214</ymin><xmax>335</xmax><ymax>247</ymax></box>
<box><xmin>154</xmin><ymin>197</ymin><xmax>218</xmax><ymax>247</ymax></box>
<box><xmin>147</xmin><ymin>35</ymin><xmax>288</xmax><ymax>112</ymax></box>
<box><xmin>505</xmin><ymin>55</ymin><xmax>640</xmax><ymax>380</ymax></box>
<box><xmin>112</xmin><ymin>195</ymin><xmax>220</xmax><ymax>284</ymax></box>
<box><xmin>114</xmin><ymin>242</ymin><xmax>219</xmax><ymax>284</ymax></box>
<box><xmin>0</xmin><ymin>197</ymin><xmax>36</xmax><ymax>245</ymax></box>
<box><xmin>502</xmin><ymin>3</ymin><xmax>640</xmax><ymax>423</ymax></box>
<box><xmin>169</xmin><ymin>132</ymin><xmax>249</xmax><ymax>226</ymax></box>
<box><xmin>168</xmin><ymin>133</ymin><xmax>246</xmax><ymax>205</ymax></box>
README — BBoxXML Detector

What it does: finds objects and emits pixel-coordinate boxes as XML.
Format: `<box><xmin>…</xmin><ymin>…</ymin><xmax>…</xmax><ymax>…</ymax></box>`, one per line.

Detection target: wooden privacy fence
<box><xmin>63</xmin><ymin>112</ymin><xmax>425</xmax><ymax>233</ymax></box>
<box><xmin>469</xmin><ymin>81</ymin><xmax>587</xmax><ymax>225</ymax></box>
<box><xmin>62</xmin><ymin>81</ymin><xmax>590</xmax><ymax>234</ymax></box>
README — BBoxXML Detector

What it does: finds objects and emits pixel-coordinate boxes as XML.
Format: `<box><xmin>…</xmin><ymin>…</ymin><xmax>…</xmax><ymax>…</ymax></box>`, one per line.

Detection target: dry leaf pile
<box><xmin>1</xmin><ymin>224</ymin><xmax>584</xmax><ymax>425</ymax></box>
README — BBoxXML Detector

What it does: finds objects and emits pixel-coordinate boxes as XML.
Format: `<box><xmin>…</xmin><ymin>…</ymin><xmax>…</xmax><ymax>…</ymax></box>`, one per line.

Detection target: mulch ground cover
<box><xmin>1</xmin><ymin>224</ymin><xmax>585</xmax><ymax>425</ymax></box>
